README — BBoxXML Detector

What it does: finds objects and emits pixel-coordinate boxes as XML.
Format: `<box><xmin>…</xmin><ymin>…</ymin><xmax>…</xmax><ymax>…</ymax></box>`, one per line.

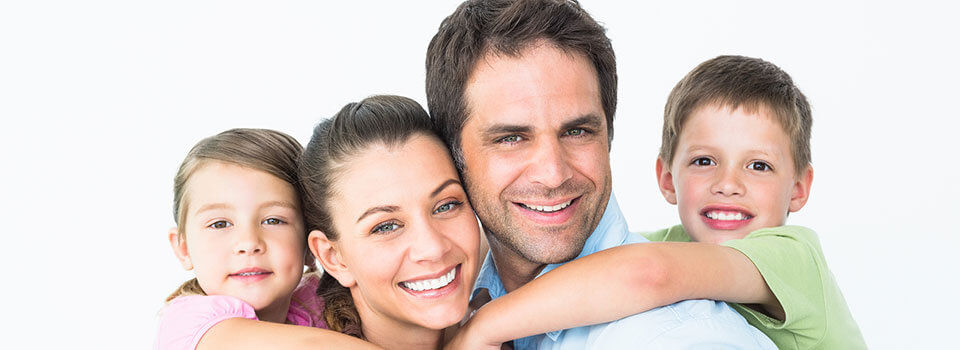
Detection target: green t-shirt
<box><xmin>644</xmin><ymin>225</ymin><xmax>866</xmax><ymax>349</ymax></box>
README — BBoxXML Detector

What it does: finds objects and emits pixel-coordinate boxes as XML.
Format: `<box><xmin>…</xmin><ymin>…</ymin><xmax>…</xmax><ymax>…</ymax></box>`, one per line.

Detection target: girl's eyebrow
<box><xmin>259</xmin><ymin>200</ymin><xmax>298</xmax><ymax>210</ymax></box>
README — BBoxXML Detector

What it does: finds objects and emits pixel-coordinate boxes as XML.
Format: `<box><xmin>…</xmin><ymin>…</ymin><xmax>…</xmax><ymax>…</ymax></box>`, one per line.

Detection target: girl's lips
<box><xmin>229</xmin><ymin>268</ymin><xmax>272</xmax><ymax>283</ymax></box>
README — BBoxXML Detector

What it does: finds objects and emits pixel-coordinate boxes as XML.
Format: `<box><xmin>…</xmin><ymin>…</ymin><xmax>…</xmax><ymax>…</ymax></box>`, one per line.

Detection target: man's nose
<box><xmin>524</xmin><ymin>137</ymin><xmax>573</xmax><ymax>189</ymax></box>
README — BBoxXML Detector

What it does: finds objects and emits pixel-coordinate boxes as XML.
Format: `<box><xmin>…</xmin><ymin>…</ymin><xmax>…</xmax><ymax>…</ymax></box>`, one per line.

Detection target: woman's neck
<box><xmin>352</xmin><ymin>291</ymin><xmax>444</xmax><ymax>350</ymax></box>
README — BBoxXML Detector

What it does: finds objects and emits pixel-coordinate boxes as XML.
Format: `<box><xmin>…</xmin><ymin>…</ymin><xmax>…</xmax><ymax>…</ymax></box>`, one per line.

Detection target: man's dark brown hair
<box><xmin>425</xmin><ymin>0</ymin><xmax>617</xmax><ymax>170</ymax></box>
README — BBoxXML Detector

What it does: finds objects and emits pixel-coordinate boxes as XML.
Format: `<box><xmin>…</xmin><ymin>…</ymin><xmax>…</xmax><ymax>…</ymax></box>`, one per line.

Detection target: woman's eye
<box><xmin>262</xmin><ymin>217</ymin><xmax>285</xmax><ymax>225</ymax></box>
<box><xmin>692</xmin><ymin>157</ymin><xmax>716</xmax><ymax>166</ymax></box>
<box><xmin>749</xmin><ymin>161</ymin><xmax>772</xmax><ymax>171</ymax></box>
<box><xmin>208</xmin><ymin>220</ymin><xmax>232</xmax><ymax>229</ymax></box>
<box><xmin>372</xmin><ymin>222</ymin><xmax>401</xmax><ymax>234</ymax></box>
<box><xmin>434</xmin><ymin>201</ymin><xmax>463</xmax><ymax>214</ymax></box>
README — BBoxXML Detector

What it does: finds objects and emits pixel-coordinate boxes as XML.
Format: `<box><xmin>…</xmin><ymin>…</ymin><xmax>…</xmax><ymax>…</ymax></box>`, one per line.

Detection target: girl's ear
<box><xmin>789</xmin><ymin>165</ymin><xmax>814</xmax><ymax>212</ymax></box>
<box><xmin>656</xmin><ymin>157</ymin><xmax>678</xmax><ymax>205</ymax></box>
<box><xmin>308</xmin><ymin>230</ymin><xmax>356</xmax><ymax>288</ymax></box>
<box><xmin>168</xmin><ymin>227</ymin><xmax>193</xmax><ymax>270</ymax></box>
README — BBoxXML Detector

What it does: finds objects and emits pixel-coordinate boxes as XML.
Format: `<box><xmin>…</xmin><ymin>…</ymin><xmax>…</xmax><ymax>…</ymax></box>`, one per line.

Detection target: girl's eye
<box><xmin>749</xmin><ymin>161</ymin><xmax>772</xmax><ymax>172</ymax></box>
<box><xmin>498</xmin><ymin>135</ymin><xmax>523</xmax><ymax>144</ymax></box>
<box><xmin>434</xmin><ymin>200</ymin><xmax>463</xmax><ymax>214</ymax></box>
<box><xmin>372</xmin><ymin>222</ymin><xmax>401</xmax><ymax>234</ymax></box>
<box><xmin>262</xmin><ymin>217</ymin><xmax>285</xmax><ymax>225</ymax></box>
<box><xmin>692</xmin><ymin>157</ymin><xmax>716</xmax><ymax>166</ymax></box>
<box><xmin>208</xmin><ymin>220</ymin><xmax>232</xmax><ymax>229</ymax></box>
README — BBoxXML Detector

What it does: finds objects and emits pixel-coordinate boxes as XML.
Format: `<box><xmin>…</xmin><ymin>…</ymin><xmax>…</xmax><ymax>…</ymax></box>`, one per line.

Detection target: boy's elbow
<box><xmin>627</xmin><ymin>249</ymin><xmax>677</xmax><ymax>302</ymax></box>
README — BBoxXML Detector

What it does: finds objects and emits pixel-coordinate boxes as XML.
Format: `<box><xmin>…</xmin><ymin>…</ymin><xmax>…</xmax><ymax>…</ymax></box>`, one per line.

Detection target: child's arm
<box><xmin>447</xmin><ymin>242</ymin><xmax>780</xmax><ymax>349</ymax></box>
<box><xmin>197</xmin><ymin>318</ymin><xmax>381</xmax><ymax>350</ymax></box>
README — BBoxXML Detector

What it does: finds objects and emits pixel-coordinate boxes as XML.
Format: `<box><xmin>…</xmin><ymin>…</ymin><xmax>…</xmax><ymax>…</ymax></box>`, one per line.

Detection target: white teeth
<box><xmin>522</xmin><ymin>200</ymin><xmax>572</xmax><ymax>213</ymax></box>
<box><xmin>706</xmin><ymin>210</ymin><xmax>747</xmax><ymax>221</ymax></box>
<box><xmin>402</xmin><ymin>268</ymin><xmax>456</xmax><ymax>292</ymax></box>
<box><xmin>236</xmin><ymin>272</ymin><xmax>264</xmax><ymax>276</ymax></box>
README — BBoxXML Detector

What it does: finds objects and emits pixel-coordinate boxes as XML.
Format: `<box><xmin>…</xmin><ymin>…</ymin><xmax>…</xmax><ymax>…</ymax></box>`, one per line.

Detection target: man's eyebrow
<box><xmin>482</xmin><ymin>124</ymin><xmax>532</xmax><ymax>138</ymax></box>
<box><xmin>357</xmin><ymin>205</ymin><xmax>400</xmax><ymax>223</ymax></box>
<box><xmin>560</xmin><ymin>114</ymin><xmax>604</xmax><ymax>131</ymax></box>
<box><xmin>431</xmin><ymin>179</ymin><xmax>461</xmax><ymax>198</ymax></box>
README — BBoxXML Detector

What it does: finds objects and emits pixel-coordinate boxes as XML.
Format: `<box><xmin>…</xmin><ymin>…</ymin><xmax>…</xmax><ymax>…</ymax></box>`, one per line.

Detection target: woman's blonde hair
<box><xmin>166</xmin><ymin>128</ymin><xmax>306</xmax><ymax>302</ymax></box>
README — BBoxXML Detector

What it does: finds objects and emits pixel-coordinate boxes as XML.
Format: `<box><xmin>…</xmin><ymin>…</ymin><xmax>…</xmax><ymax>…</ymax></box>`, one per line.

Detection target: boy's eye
<box><xmin>262</xmin><ymin>217</ymin><xmax>285</xmax><ymax>225</ymax></box>
<box><xmin>749</xmin><ymin>161</ymin><xmax>772</xmax><ymax>172</ymax></box>
<box><xmin>208</xmin><ymin>220</ymin><xmax>232</xmax><ymax>229</ymax></box>
<box><xmin>434</xmin><ymin>200</ymin><xmax>463</xmax><ymax>214</ymax></box>
<box><xmin>497</xmin><ymin>135</ymin><xmax>523</xmax><ymax>144</ymax></box>
<box><xmin>692</xmin><ymin>157</ymin><xmax>716</xmax><ymax>166</ymax></box>
<box><xmin>372</xmin><ymin>222</ymin><xmax>401</xmax><ymax>234</ymax></box>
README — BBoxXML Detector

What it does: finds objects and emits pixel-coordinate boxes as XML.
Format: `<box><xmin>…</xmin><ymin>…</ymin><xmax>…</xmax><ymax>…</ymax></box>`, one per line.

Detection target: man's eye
<box><xmin>262</xmin><ymin>218</ymin><xmax>285</xmax><ymax>225</ymax></box>
<box><xmin>434</xmin><ymin>201</ymin><xmax>463</xmax><ymax>214</ymax></box>
<box><xmin>372</xmin><ymin>222</ymin><xmax>401</xmax><ymax>234</ymax></box>
<box><xmin>749</xmin><ymin>161</ymin><xmax>772</xmax><ymax>171</ymax></box>
<box><xmin>208</xmin><ymin>220</ymin><xmax>232</xmax><ymax>229</ymax></box>
<box><xmin>498</xmin><ymin>135</ymin><xmax>522</xmax><ymax>143</ymax></box>
<box><xmin>564</xmin><ymin>128</ymin><xmax>586</xmax><ymax>136</ymax></box>
<box><xmin>692</xmin><ymin>157</ymin><xmax>716</xmax><ymax>166</ymax></box>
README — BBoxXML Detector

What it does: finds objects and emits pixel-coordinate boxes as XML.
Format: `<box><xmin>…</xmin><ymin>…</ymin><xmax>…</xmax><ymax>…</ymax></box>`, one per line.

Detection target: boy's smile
<box><xmin>657</xmin><ymin>103</ymin><xmax>813</xmax><ymax>243</ymax></box>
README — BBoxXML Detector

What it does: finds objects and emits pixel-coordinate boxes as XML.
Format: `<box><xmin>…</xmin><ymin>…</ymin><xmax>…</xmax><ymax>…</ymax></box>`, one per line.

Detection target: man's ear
<box><xmin>168</xmin><ymin>227</ymin><xmax>193</xmax><ymax>270</ymax></box>
<box><xmin>789</xmin><ymin>165</ymin><xmax>814</xmax><ymax>212</ymax></box>
<box><xmin>656</xmin><ymin>157</ymin><xmax>678</xmax><ymax>205</ymax></box>
<box><xmin>308</xmin><ymin>230</ymin><xmax>356</xmax><ymax>288</ymax></box>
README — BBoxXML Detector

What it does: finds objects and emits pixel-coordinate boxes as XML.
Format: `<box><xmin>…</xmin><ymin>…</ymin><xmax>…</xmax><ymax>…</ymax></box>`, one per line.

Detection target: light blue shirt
<box><xmin>472</xmin><ymin>194</ymin><xmax>776</xmax><ymax>349</ymax></box>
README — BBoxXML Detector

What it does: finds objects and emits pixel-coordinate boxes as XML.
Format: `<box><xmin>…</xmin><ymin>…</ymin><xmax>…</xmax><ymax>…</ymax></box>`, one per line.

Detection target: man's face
<box><xmin>460</xmin><ymin>43</ymin><xmax>612</xmax><ymax>267</ymax></box>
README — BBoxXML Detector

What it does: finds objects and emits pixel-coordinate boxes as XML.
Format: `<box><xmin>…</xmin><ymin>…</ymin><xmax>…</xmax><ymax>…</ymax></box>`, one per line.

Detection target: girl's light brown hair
<box><xmin>166</xmin><ymin>128</ymin><xmax>305</xmax><ymax>302</ymax></box>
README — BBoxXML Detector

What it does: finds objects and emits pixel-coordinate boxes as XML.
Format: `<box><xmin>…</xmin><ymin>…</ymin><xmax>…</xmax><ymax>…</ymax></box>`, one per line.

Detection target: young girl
<box><xmin>158</xmin><ymin>128</ymin><xmax>378</xmax><ymax>350</ymax></box>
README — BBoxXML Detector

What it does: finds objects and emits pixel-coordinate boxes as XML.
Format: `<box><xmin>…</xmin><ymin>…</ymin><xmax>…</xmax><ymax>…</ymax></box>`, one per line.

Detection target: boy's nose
<box><xmin>711</xmin><ymin>167</ymin><xmax>745</xmax><ymax>196</ymax></box>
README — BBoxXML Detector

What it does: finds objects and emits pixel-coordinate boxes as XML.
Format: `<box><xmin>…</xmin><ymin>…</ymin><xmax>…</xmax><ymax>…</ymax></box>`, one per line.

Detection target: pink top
<box><xmin>157</xmin><ymin>274</ymin><xmax>327</xmax><ymax>350</ymax></box>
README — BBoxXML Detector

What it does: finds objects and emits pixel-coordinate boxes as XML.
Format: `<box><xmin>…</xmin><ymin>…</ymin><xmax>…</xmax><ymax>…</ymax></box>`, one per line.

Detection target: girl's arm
<box><xmin>197</xmin><ymin>318</ymin><xmax>381</xmax><ymax>350</ymax></box>
<box><xmin>447</xmin><ymin>242</ymin><xmax>780</xmax><ymax>349</ymax></box>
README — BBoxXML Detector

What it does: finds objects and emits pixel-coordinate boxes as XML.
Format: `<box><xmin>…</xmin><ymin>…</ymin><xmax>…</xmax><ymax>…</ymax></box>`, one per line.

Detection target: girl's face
<box><xmin>314</xmin><ymin>134</ymin><xmax>481</xmax><ymax>331</ymax></box>
<box><xmin>171</xmin><ymin>161</ymin><xmax>306</xmax><ymax>323</ymax></box>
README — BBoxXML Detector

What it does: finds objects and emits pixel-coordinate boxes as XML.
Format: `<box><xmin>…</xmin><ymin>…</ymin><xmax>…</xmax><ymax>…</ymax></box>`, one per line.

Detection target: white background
<box><xmin>2</xmin><ymin>0</ymin><xmax>957</xmax><ymax>348</ymax></box>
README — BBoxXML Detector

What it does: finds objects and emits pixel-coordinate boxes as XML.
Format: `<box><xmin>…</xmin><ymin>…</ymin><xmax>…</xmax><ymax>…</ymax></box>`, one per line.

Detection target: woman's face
<box><xmin>323</xmin><ymin>134</ymin><xmax>481</xmax><ymax>330</ymax></box>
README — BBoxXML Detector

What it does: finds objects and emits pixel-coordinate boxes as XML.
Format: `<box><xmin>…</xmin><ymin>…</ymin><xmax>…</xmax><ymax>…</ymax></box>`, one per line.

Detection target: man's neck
<box><xmin>486</xmin><ymin>232</ymin><xmax>547</xmax><ymax>293</ymax></box>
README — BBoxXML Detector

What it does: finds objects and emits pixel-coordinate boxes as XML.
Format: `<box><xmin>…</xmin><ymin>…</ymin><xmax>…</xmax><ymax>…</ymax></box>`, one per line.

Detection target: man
<box><xmin>426</xmin><ymin>0</ymin><xmax>776</xmax><ymax>348</ymax></box>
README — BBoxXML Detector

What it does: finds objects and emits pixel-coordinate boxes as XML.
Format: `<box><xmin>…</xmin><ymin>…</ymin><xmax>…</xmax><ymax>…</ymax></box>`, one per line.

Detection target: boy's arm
<box><xmin>448</xmin><ymin>242</ymin><xmax>780</xmax><ymax>349</ymax></box>
<box><xmin>197</xmin><ymin>318</ymin><xmax>382</xmax><ymax>350</ymax></box>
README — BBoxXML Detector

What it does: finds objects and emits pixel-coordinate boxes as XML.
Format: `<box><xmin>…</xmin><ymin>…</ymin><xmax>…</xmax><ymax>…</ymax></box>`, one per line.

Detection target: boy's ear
<box><xmin>789</xmin><ymin>165</ymin><xmax>814</xmax><ymax>212</ymax></box>
<box><xmin>168</xmin><ymin>227</ymin><xmax>193</xmax><ymax>271</ymax></box>
<box><xmin>308</xmin><ymin>230</ymin><xmax>356</xmax><ymax>288</ymax></box>
<box><xmin>656</xmin><ymin>157</ymin><xmax>678</xmax><ymax>205</ymax></box>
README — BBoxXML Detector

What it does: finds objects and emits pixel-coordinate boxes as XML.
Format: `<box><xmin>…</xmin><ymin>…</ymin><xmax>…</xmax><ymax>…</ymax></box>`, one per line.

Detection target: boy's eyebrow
<box><xmin>357</xmin><ymin>205</ymin><xmax>400</xmax><ymax>223</ymax></box>
<box><xmin>194</xmin><ymin>203</ymin><xmax>232</xmax><ymax>215</ymax></box>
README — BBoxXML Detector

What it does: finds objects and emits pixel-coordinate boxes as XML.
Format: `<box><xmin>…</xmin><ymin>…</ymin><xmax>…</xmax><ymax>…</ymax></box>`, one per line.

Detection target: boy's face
<box><xmin>656</xmin><ymin>103</ymin><xmax>813</xmax><ymax>243</ymax></box>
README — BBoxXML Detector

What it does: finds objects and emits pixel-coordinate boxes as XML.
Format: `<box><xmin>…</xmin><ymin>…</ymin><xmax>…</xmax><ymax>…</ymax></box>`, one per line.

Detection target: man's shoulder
<box><xmin>555</xmin><ymin>299</ymin><xmax>776</xmax><ymax>349</ymax></box>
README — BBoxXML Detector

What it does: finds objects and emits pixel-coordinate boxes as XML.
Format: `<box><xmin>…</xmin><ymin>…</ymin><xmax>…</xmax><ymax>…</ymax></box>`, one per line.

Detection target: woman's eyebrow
<box><xmin>431</xmin><ymin>179</ymin><xmax>461</xmax><ymax>197</ymax></box>
<box><xmin>357</xmin><ymin>205</ymin><xmax>399</xmax><ymax>223</ymax></box>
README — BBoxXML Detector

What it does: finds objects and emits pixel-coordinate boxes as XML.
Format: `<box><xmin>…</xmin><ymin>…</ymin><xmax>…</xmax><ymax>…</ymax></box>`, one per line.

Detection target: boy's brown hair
<box><xmin>660</xmin><ymin>55</ymin><xmax>812</xmax><ymax>174</ymax></box>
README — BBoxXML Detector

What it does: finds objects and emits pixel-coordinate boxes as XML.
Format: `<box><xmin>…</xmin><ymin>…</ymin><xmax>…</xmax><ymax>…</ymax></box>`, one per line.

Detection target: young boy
<box><xmin>448</xmin><ymin>55</ymin><xmax>865</xmax><ymax>350</ymax></box>
<box><xmin>645</xmin><ymin>55</ymin><xmax>866</xmax><ymax>348</ymax></box>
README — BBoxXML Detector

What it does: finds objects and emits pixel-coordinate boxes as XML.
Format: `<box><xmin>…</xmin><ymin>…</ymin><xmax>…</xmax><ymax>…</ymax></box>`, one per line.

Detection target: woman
<box><xmin>299</xmin><ymin>95</ymin><xmax>481</xmax><ymax>349</ymax></box>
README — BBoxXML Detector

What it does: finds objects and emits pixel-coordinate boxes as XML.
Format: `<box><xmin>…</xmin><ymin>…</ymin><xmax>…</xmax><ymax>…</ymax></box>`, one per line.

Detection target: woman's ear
<box><xmin>656</xmin><ymin>157</ymin><xmax>678</xmax><ymax>205</ymax></box>
<box><xmin>308</xmin><ymin>230</ymin><xmax>356</xmax><ymax>288</ymax></box>
<box><xmin>168</xmin><ymin>227</ymin><xmax>193</xmax><ymax>270</ymax></box>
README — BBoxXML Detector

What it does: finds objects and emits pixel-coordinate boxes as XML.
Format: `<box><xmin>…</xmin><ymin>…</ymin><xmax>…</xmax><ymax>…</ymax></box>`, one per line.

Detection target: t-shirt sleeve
<box><xmin>157</xmin><ymin>295</ymin><xmax>258</xmax><ymax>350</ymax></box>
<box><xmin>721</xmin><ymin>226</ymin><xmax>828</xmax><ymax>340</ymax></box>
